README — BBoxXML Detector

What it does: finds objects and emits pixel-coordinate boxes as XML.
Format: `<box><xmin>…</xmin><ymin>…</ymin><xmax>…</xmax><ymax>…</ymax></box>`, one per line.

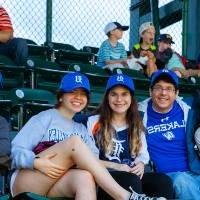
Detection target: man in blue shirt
<box><xmin>138</xmin><ymin>69</ymin><xmax>200</xmax><ymax>200</ymax></box>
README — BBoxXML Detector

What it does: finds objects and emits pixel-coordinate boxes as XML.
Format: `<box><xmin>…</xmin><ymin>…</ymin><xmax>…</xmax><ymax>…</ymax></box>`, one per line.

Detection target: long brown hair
<box><xmin>94</xmin><ymin>86</ymin><xmax>144</xmax><ymax>157</ymax></box>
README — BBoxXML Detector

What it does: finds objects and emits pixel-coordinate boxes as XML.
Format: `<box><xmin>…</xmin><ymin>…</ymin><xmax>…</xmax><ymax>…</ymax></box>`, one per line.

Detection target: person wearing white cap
<box><xmin>97</xmin><ymin>22</ymin><xmax>129</xmax><ymax>70</ymax></box>
<box><xmin>132</xmin><ymin>22</ymin><xmax>157</xmax><ymax>77</ymax></box>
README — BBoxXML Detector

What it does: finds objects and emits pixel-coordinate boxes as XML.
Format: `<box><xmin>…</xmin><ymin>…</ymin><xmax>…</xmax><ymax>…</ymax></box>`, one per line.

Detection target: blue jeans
<box><xmin>167</xmin><ymin>171</ymin><xmax>200</xmax><ymax>200</ymax></box>
<box><xmin>0</xmin><ymin>37</ymin><xmax>28</xmax><ymax>65</ymax></box>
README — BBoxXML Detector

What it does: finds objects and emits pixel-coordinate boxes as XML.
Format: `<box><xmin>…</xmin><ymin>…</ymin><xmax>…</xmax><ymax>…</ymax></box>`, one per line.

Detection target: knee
<box><xmin>78</xmin><ymin>170</ymin><xmax>95</xmax><ymax>186</ymax></box>
<box><xmin>173</xmin><ymin>173</ymin><xmax>188</xmax><ymax>190</ymax></box>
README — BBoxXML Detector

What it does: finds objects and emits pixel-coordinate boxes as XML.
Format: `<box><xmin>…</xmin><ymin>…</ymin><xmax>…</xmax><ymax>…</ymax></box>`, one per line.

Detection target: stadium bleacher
<box><xmin>1</xmin><ymin>39</ymin><xmax>200</xmax><ymax>200</ymax></box>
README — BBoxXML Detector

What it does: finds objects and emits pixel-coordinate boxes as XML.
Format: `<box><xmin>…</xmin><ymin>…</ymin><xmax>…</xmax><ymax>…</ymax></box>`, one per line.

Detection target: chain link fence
<box><xmin>1</xmin><ymin>0</ymin><xmax>183</xmax><ymax>53</ymax></box>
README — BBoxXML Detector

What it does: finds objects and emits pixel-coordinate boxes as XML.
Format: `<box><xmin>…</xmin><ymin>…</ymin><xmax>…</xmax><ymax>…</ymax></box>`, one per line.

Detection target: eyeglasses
<box><xmin>153</xmin><ymin>86</ymin><xmax>175</xmax><ymax>93</ymax></box>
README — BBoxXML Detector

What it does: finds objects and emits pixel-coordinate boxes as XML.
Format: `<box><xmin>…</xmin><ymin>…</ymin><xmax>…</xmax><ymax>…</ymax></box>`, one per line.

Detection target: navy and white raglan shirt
<box><xmin>138</xmin><ymin>98</ymin><xmax>190</xmax><ymax>173</ymax></box>
<box><xmin>87</xmin><ymin>115</ymin><xmax>149</xmax><ymax>167</ymax></box>
<box><xmin>11</xmin><ymin>109</ymin><xmax>99</xmax><ymax>169</ymax></box>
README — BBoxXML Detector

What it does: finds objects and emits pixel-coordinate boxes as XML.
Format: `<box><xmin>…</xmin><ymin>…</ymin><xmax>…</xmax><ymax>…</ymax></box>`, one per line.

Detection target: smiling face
<box><xmin>59</xmin><ymin>88</ymin><xmax>88</xmax><ymax>118</ymax></box>
<box><xmin>150</xmin><ymin>80</ymin><xmax>178</xmax><ymax>113</ymax></box>
<box><xmin>108</xmin><ymin>86</ymin><xmax>132</xmax><ymax>116</ymax></box>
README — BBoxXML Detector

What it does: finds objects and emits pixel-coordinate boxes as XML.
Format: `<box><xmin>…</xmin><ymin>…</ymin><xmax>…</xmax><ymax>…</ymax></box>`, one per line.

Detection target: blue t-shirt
<box><xmin>146</xmin><ymin>100</ymin><xmax>189</xmax><ymax>173</ymax></box>
<box><xmin>97</xmin><ymin>39</ymin><xmax>127</xmax><ymax>67</ymax></box>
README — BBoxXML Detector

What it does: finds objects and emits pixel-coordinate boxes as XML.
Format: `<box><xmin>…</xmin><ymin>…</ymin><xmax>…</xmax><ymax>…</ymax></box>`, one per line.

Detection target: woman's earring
<box><xmin>59</xmin><ymin>99</ymin><xmax>62</xmax><ymax>102</ymax></box>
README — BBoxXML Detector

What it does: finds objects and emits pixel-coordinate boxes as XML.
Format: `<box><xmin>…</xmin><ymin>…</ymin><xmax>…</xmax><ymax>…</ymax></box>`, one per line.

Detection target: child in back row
<box><xmin>156</xmin><ymin>33</ymin><xmax>200</xmax><ymax>78</ymax></box>
<box><xmin>132</xmin><ymin>22</ymin><xmax>157</xmax><ymax>77</ymax></box>
<box><xmin>97</xmin><ymin>21</ymin><xmax>129</xmax><ymax>70</ymax></box>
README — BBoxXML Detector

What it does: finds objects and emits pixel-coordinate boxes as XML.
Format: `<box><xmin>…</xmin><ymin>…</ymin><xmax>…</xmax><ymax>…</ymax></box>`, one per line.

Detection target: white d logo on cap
<box><xmin>75</xmin><ymin>75</ymin><xmax>83</xmax><ymax>83</ymax></box>
<box><xmin>117</xmin><ymin>75</ymin><xmax>124</xmax><ymax>82</ymax></box>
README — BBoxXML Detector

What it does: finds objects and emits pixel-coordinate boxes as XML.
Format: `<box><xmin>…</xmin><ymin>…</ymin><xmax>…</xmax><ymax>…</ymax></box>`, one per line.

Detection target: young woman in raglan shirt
<box><xmin>11</xmin><ymin>72</ymin><xmax>165</xmax><ymax>200</ymax></box>
<box><xmin>87</xmin><ymin>74</ymin><xmax>173</xmax><ymax>200</ymax></box>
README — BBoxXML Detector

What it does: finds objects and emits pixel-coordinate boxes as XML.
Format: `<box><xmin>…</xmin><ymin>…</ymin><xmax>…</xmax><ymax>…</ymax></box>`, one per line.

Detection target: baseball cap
<box><xmin>59</xmin><ymin>72</ymin><xmax>90</xmax><ymax>93</ymax></box>
<box><xmin>158</xmin><ymin>34</ymin><xmax>175</xmax><ymax>44</ymax></box>
<box><xmin>104</xmin><ymin>22</ymin><xmax>129</xmax><ymax>35</ymax></box>
<box><xmin>150</xmin><ymin>69</ymin><xmax>179</xmax><ymax>87</ymax></box>
<box><xmin>106</xmin><ymin>74</ymin><xmax>135</xmax><ymax>93</ymax></box>
<box><xmin>139</xmin><ymin>22</ymin><xmax>154</xmax><ymax>36</ymax></box>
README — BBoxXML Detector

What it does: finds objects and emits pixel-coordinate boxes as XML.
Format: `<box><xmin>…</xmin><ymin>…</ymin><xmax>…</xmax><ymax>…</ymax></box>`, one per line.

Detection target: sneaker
<box><xmin>129</xmin><ymin>187</ymin><xmax>167</xmax><ymax>200</ymax></box>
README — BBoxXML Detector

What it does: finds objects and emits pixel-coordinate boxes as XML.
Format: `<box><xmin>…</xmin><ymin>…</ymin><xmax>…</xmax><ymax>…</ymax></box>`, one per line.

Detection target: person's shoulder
<box><xmin>88</xmin><ymin>114</ymin><xmax>100</xmax><ymax>123</ymax></box>
<box><xmin>138</xmin><ymin>98</ymin><xmax>151</xmax><ymax>109</ymax></box>
<box><xmin>150</xmin><ymin>44</ymin><xmax>156</xmax><ymax>51</ymax></box>
<box><xmin>72</xmin><ymin>119</ymin><xmax>88</xmax><ymax>134</ymax></box>
<box><xmin>100</xmin><ymin>39</ymin><xmax>110</xmax><ymax>46</ymax></box>
<box><xmin>87</xmin><ymin>114</ymin><xmax>99</xmax><ymax>126</ymax></box>
<box><xmin>0</xmin><ymin>115</ymin><xmax>8</xmax><ymax>123</ymax></box>
<box><xmin>31</xmin><ymin>108</ymin><xmax>55</xmax><ymax>125</ymax></box>
<box><xmin>36</xmin><ymin>108</ymin><xmax>55</xmax><ymax>117</ymax></box>
<box><xmin>117</xmin><ymin>41</ymin><xmax>125</xmax><ymax>47</ymax></box>
<box><xmin>133</xmin><ymin>43</ymin><xmax>141</xmax><ymax>50</ymax></box>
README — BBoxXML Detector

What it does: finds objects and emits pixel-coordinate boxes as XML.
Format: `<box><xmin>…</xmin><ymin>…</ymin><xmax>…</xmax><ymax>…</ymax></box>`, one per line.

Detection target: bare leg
<box><xmin>12</xmin><ymin>136</ymin><xmax>130</xmax><ymax>199</ymax></box>
<box><xmin>48</xmin><ymin>169</ymin><xmax>96</xmax><ymax>200</ymax></box>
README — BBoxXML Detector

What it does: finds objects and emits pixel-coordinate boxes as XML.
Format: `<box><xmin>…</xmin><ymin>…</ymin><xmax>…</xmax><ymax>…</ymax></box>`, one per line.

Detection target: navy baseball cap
<box><xmin>104</xmin><ymin>22</ymin><xmax>129</xmax><ymax>35</ymax></box>
<box><xmin>59</xmin><ymin>72</ymin><xmax>90</xmax><ymax>93</ymax></box>
<box><xmin>106</xmin><ymin>74</ymin><xmax>135</xmax><ymax>93</ymax></box>
<box><xmin>150</xmin><ymin>69</ymin><xmax>179</xmax><ymax>87</ymax></box>
<box><xmin>158</xmin><ymin>34</ymin><xmax>175</xmax><ymax>44</ymax></box>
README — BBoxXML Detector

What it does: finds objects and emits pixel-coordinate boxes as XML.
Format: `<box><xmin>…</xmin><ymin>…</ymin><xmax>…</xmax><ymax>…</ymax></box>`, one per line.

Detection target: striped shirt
<box><xmin>97</xmin><ymin>39</ymin><xmax>127</xmax><ymax>67</ymax></box>
<box><xmin>0</xmin><ymin>7</ymin><xmax>13</xmax><ymax>31</ymax></box>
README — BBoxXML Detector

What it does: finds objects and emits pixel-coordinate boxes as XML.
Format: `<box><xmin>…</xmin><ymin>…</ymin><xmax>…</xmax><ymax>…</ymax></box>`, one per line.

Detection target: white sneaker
<box><xmin>129</xmin><ymin>187</ymin><xmax>167</xmax><ymax>200</ymax></box>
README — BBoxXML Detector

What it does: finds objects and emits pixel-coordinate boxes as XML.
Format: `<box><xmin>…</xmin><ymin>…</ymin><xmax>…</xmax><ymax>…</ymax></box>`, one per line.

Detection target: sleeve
<box><xmin>134</xmin><ymin>133</ymin><xmax>149</xmax><ymax>165</ymax></box>
<box><xmin>167</xmin><ymin>52</ymin><xmax>185</xmax><ymax>70</ymax></box>
<box><xmin>11</xmin><ymin>115</ymin><xmax>47</xmax><ymax>169</ymax></box>
<box><xmin>0</xmin><ymin>116</ymin><xmax>10</xmax><ymax>156</ymax></box>
<box><xmin>98</xmin><ymin>42</ymin><xmax>111</xmax><ymax>62</ymax></box>
<box><xmin>80</xmin><ymin>124</ymin><xmax>99</xmax><ymax>157</ymax></box>
<box><xmin>120</xmin><ymin>43</ymin><xmax>127</xmax><ymax>59</ymax></box>
<box><xmin>87</xmin><ymin>116</ymin><xmax>94</xmax><ymax>136</ymax></box>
